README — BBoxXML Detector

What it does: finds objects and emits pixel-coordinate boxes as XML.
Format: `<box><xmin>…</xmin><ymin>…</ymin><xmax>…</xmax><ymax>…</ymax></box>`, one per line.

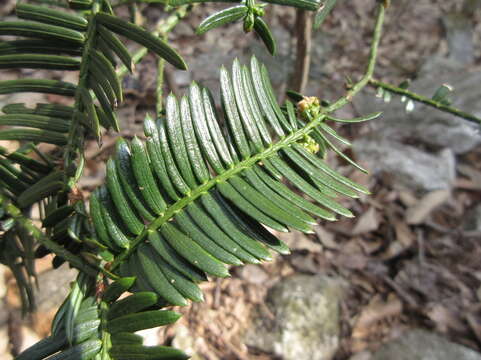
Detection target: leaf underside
<box><xmin>90</xmin><ymin>56</ymin><xmax>371</xmax><ymax>307</ymax></box>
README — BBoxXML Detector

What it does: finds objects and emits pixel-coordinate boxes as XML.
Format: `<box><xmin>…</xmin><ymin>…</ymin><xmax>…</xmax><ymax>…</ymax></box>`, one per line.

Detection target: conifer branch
<box><xmin>369</xmin><ymin>78</ymin><xmax>481</xmax><ymax>125</ymax></box>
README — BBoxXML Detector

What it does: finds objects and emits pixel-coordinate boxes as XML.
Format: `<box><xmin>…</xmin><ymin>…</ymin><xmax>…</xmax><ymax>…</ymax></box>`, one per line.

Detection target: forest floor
<box><xmin>1</xmin><ymin>1</ymin><xmax>481</xmax><ymax>359</ymax></box>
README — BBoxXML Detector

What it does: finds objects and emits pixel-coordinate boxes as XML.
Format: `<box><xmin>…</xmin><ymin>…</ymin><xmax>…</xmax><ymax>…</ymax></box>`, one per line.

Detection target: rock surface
<box><xmin>354</xmin><ymin>51</ymin><xmax>481</xmax><ymax>154</ymax></box>
<box><xmin>442</xmin><ymin>11</ymin><xmax>475</xmax><ymax>66</ymax></box>
<box><xmin>352</xmin><ymin>55</ymin><xmax>481</xmax><ymax>192</ymax></box>
<box><xmin>35</xmin><ymin>265</ymin><xmax>78</xmax><ymax>314</ymax></box>
<box><xmin>353</xmin><ymin>138</ymin><xmax>456</xmax><ymax>192</ymax></box>
<box><xmin>172</xmin><ymin>325</ymin><xmax>205</xmax><ymax>360</ymax></box>
<box><xmin>371</xmin><ymin>329</ymin><xmax>481</xmax><ymax>360</ymax></box>
<box><xmin>245</xmin><ymin>274</ymin><xmax>343</xmax><ymax>360</ymax></box>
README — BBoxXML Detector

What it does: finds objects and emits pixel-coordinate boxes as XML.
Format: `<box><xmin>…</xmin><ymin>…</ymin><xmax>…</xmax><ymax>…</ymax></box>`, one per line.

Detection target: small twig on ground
<box><xmin>289</xmin><ymin>9</ymin><xmax>312</xmax><ymax>94</ymax></box>
<box><xmin>416</xmin><ymin>228</ymin><xmax>425</xmax><ymax>265</ymax></box>
<box><xmin>424</xmin><ymin>220</ymin><xmax>481</xmax><ymax>239</ymax></box>
<box><xmin>382</xmin><ymin>275</ymin><xmax>418</xmax><ymax>309</ymax></box>
<box><xmin>259</xmin><ymin>301</ymin><xmax>275</xmax><ymax>320</ymax></box>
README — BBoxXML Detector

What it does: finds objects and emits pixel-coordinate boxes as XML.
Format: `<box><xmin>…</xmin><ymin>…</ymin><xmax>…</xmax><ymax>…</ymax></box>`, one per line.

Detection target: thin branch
<box><xmin>369</xmin><ymin>78</ymin><xmax>481</xmax><ymax>125</ymax></box>
<box><xmin>0</xmin><ymin>196</ymin><xmax>98</xmax><ymax>277</ymax></box>
<box><xmin>98</xmin><ymin>266</ymin><xmax>120</xmax><ymax>280</ymax></box>
<box><xmin>64</xmin><ymin>0</ymin><xmax>102</xmax><ymax>180</ymax></box>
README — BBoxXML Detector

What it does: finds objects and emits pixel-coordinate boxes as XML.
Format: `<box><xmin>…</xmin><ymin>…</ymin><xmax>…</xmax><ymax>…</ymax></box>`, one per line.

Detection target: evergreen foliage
<box><xmin>0</xmin><ymin>0</ymin><xmax>476</xmax><ymax>358</ymax></box>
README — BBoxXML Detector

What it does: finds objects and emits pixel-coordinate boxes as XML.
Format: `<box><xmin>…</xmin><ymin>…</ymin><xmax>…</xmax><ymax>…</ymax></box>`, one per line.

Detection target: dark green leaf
<box><xmin>15</xmin><ymin>334</ymin><xmax>66</xmax><ymax>360</ymax></box>
<box><xmin>109</xmin><ymin>344</ymin><xmax>189</xmax><ymax>360</ymax></box>
<box><xmin>196</xmin><ymin>6</ymin><xmax>248</xmax><ymax>35</ymax></box>
<box><xmin>262</xmin><ymin>0</ymin><xmax>320</xmax><ymax>10</ymax></box>
<box><xmin>136</xmin><ymin>246</ymin><xmax>188</xmax><ymax>306</ymax></box>
<box><xmin>432</xmin><ymin>83</ymin><xmax>453</xmax><ymax>102</ymax></box>
<box><xmin>98</xmin><ymin>25</ymin><xmax>134</xmax><ymax>72</ymax></box>
<box><xmin>68</xmin><ymin>0</ymin><xmax>93</xmax><ymax>10</ymax></box>
<box><xmin>107</xmin><ymin>291</ymin><xmax>158</xmax><ymax>320</ymax></box>
<box><xmin>2</xmin><ymin>103</ymin><xmax>74</xmax><ymax>118</ymax></box>
<box><xmin>175</xmin><ymin>209</ymin><xmax>244</xmax><ymax>265</ymax></box>
<box><xmin>0</xmin><ymin>79</ymin><xmax>76</xmax><ymax>96</ymax></box>
<box><xmin>16</xmin><ymin>3</ymin><xmax>88</xmax><ymax>31</ymax></box>
<box><xmin>326</xmin><ymin>111</ymin><xmax>381</xmax><ymax>123</ymax></box>
<box><xmin>148</xmin><ymin>232</ymin><xmax>208</xmax><ymax>283</ymax></box>
<box><xmin>0</xmin><ymin>128</ymin><xmax>67</xmax><ymax>145</ymax></box>
<box><xmin>220</xmin><ymin>66</ymin><xmax>250</xmax><ymax>159</ymax></box>
<box><xmin>90</xmin><ymin>49</ymin><xmax>122</xmax><ymax>103</ymax></box>
<box><xmin>106</xmin><ymin>159</ymin><xmax>144</xmax><ymax>235</ymax></box>
<box><xmin>253</xmin><ymin>17</ymin><xmax>276</xmax><ymax>55</ymax></box>
<box><xmin>107</xmin><ymin>310</ymin><xmax>181</xmax><ymax>333</ymax></box>
<box><xmin>96</xmin><ymin>13</ymin><xmax>187</xmax><ymax>70</ymax></box>
<box><xmin>0</xmin><ymin>21</ymin><xmax>84</xmax><ymax>44</ymax></box>
<box><xmin>47</xmin><ymin>340</ymin><xmax>101</xmax><ymax>360</ymax></box>
<box><xmin>160</xmin><ymin>223</ymin><xmax>230</xmax><ymax>278</ymax></box>
<box><xmin>0</xmin><ymin>39</ymin><xmax>82</xmax><ymax>56</ymax></box>
<box><xmin>169</xmin><ymin>0</ymin><xmax>239</xmax><ymax>5</ymax></box>
<box><xmin>102</xmin><ymin>277</ymin><xmax>136</xmax><ymax>302</ymax></box>
<box><xmin>0</xmin><ymin>114</ymin><xmax>70</xmax><ymax>132</ymax></box>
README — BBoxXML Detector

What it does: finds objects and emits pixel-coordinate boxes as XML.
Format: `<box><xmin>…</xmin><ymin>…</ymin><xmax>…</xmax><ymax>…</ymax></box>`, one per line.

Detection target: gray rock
<box><xmin>371</xmin><ymin>329</ymin><xmax>481</xmax><ymax>360</ymax></box>
<box><xmin>352</xmin><ymin>10</ymin><xmax>480</xmax><ymax>158</ymax></box>
<box><xmin>172</xmin><ymin>325</ymin><xmax>205</xmax><ymax>360</ymax></box>
<box><xmin>172</xmin><ymin>70</ymin><xmax>191</xmax><ymax>88</ymax></box>
<box><xmin>237</xmin><ymin>264</ymin><xmax>269</xmax><ymax>285</ymax></box>
<box><xmin>349</xmin><ymin>351</ymin><xmax>372</xmax><ymax>360</ymax></box>
<box><xmin>353</xmin><ymin>137</ymin><xmax>456</xmax><ymax>192</ymax></box>
<box><xmin>245</xmin><ymin>274</ymin><xmax>343</xmax><ymax>360</ymax></box>
<box><xmin>35</xmin><ymin>264</ymin><xmax>78</xmax><ymax>314</ymax></box>
<box><xmin>353</xmin><ymin>62</ymin><xmax>481</xmax><ymax>155</ymax></box>
<box><xmin>187</xmin><ymin>53</ymin><xmax>242</xmax><ymax>104</ymax></box>
<box><xmin>250</xmin><ymin>26</ymin><xmax>293</xmax><ymax>87</ymax></box>
<box><xmin>173</xmin><ymin>21</ymin><xmax>194</xmax><ymax>38</ymax></box>
<box><xmin>442</xmin><ymin>12</ymin><xmax>474</xmax><ymax>66</ymax></box>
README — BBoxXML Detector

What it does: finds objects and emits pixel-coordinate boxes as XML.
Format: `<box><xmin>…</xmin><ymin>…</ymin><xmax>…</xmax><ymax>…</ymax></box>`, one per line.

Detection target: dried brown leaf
<box><xmin>352</xmin><ymin>207</ymin><xmax>380</xmax><ymax>235</ymax></box>
<box><xmin>405</xmin><ymin>189</ymin><xmax>450</xmax><ymax>225</ymax></box>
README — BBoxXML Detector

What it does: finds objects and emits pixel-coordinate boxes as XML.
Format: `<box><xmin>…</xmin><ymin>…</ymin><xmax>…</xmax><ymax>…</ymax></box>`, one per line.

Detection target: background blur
<box><xmin>1</xmin><ymin>0</ymin><xmax>481</xmax><ymax>359</ymax></box>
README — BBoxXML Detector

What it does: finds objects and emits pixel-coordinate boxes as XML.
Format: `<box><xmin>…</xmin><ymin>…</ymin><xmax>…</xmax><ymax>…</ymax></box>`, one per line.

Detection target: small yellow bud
<box><xmin>297</xmin><ymin>96</ymin><xmax>321</xmax><ymax>120</ymax></box>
